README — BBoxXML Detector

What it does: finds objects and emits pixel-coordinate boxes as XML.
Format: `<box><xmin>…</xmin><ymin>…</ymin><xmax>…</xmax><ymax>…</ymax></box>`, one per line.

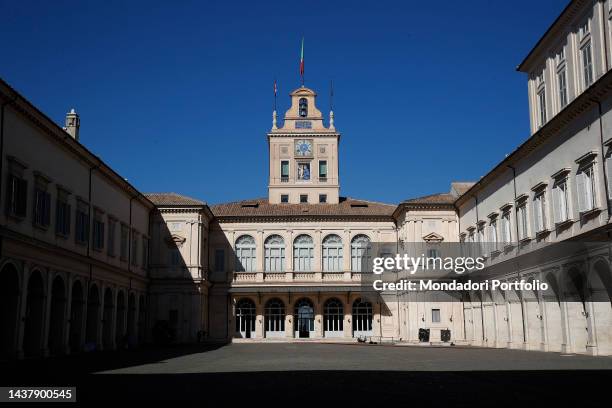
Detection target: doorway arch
<box><xmin>323</xmin><ymin>298</ymin><xmax>344</xmax><ymax>337</ymax></box>
<box><xmin>23</xmin><ymin>270</ymin><xmax>45</xmax><ymax>357</ymax></box>
<box><xmin>352</xmin><ymin>298</ymin><xmax>373</xmax><ymax>338</ymax></box>
<box><xmin>69</xmin><ymin>280</ymin><xmax>84</xmax><ymax>353</ymax></box>
<box><xmin>102</xmin><ymin>288</ymin><xmax>114</xmax><ymax>349</ymax></box>
<box><xmin>264</xmin><ymin>298</ymin><xmax>285</xmax><ymax>337</ymax></box>
<box><xmin>235</xmin><ymin>298</ymin><xmax>256</xmax><ymax>338</ymax></box>
<box><xmin>0</xmin><ymin>263</ymin><xmax>20</xmax><ymax>358</ymax></box>
<box><xmin>48</xmin><ymin>276</ymin><xmax>67</xmax><ymax>355</ymax></box>
<box><xmin>294</xmin><ymin>298</ymin><xmax>314</xmax><ymax>338</ymax></box>
<box><xmin>115</xmin><ymin>291</ymin><xmax>126</xmax><ymax>349</ymax></box>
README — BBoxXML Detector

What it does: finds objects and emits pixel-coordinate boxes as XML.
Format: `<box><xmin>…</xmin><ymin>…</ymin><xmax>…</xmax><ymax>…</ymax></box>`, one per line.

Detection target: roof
<box><xmin>516</xmin><ymin>0</ymin><xmax>578</xmax><ymax>72</ymax></box>
<box><xmin>400</xmin><ymin>193</ymin><xmax>456</xmax><ymax>206</ymax></box>
<box><xmin>0</xmin><ymin>78</ymin><xmax>155</xmax><ymax>210</ymax></box>
<box><xmin>450</xmin><ymin>182</ymin><xmax>476</xmax><ymax>197</ymax></box>
<box><xmin>145</xmin><ymin>192</ymin><xmax>206</xmax><ymax>206</ymax></box>
<box><xmin>210</xmin><ymin>197</ymin><xmax>396</xmax><ymax>220</ymax></box>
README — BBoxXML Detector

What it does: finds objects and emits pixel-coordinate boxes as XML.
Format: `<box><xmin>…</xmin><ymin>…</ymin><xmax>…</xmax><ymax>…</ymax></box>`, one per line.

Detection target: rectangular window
<box><xmin>280</xmin><ymin>160</ymin><xmax>289</xmax><ymax>181</ymax></box>
<box><xmin>215</xmin><ymin>249</ymin><xmax>225</xmax><ymax>272</ymax></box>
<box><xmin>552</xmin><ymin>179</ymin><xmax>570</xmax><ymax>224</ymax></box>
<box><xmin>319</xmin><ymin>160</ymin><xmax>327</xmax><ymax>180</ymax></box>
<box><xmin>557</xmin><ymin>69</ymin><xmax>568</xmax><ymax>108</ymax></box>
<box><xmin>120</xmin><ymin>224</ymin><xmax>129</xmax><ymax>261</ymax></box>
<box><xmin>477</xmin><ymin>225</ymin><xmax>485</xmax><ymax>255</ymax></box>
<box><xmin>131</xmin><ymin>230</ymin><xmax>139</xmax><ymax>266</ymax></box>
<box><xmin>537</xmin><ymin>89</ymin><xmax>547</xmax><ymax>126</ymax></box>
<box><xmin>107</xmin><ymin>218</ymin><xmax>116</xmax><ymax>256</ymax></box>
<box><xmin>431</xmin><ymin>309</ymin><xmax>441</xmax><ymax>323</ymax></box>
<box><xmin>533</xmin><ymin>192</ymin><xmax>547</xmax><ymax>233</ymax></box>
<box><xmin>582</xmin><ymin>42</ymin><xmax>594</xmax><ymax>88</ymax></box>
<box><xmin>576</xmin><ymin>165</ymin><xmax>596</xmax><ymax>213</ymax></box>
<box><xmin>319</xmin><ymin>194</ymin><xmax>327</xmax><ymax>203</ymax></box>
<box><xmin>517</xmin><ymin>202</ymin><xmax>528</xmax><ymax>240</ymax></box>
<box><xmin>501</xmin><ymin>211</ymin><xmax>512</xmax><ymax>245</ymax></box>
<box><xmin>75</xmin><ymin>201</ymin><xmax>89</xmax><ymax>245</ymax></box>
<box><xmin>33</xmin><ymin>186</ymin><xmax>51</xmax><ymax>228</ymax></box>
<box><xmin>92</xmin><ymin>212</ymin><xmax>105</xmax><ymax>251</ymax></box>
<box><xmin>300</xmin><ymin>194</ymin><xmax>308</xmax><ymax>203</ymax></box>
<box><xmin>55</xmin><ymin>189</ymin><xmax>71</xmax><ymax>236</ymax></box>
<box><xmin>7</xmin><ymin>174</ymin><xmax>28</xmax><ymax>218</ymax></box>
<box><xmin>280</xmin><ymin>194</ymin><xmax>289</xmax><ymax>203</ymax></box>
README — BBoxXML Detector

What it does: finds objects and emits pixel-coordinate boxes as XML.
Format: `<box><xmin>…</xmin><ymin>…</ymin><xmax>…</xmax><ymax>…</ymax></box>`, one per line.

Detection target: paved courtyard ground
<box><xmin>3</xmin><ymin>343</ymin><xmax>612</xmax><ymax>405</ymax></box>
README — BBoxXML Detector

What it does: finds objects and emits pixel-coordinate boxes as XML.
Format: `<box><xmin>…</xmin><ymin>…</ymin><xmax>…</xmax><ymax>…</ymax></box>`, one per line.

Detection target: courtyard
<box><xmin>3</xmin><ymin>343</ymin><xmax>612</xmax><ymax>404</ymax></box>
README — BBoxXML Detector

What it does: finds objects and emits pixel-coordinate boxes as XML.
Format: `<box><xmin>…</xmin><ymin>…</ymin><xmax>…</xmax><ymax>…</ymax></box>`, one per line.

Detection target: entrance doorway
<box><xmin>294</xmin><ymin>298</ymin><xmax>314</xmax><ymax>338</ymax></box>
<box><xmin>236</xmin><ymin>298</ymin><xmax>256</xmax><ymax>338</ymax></box>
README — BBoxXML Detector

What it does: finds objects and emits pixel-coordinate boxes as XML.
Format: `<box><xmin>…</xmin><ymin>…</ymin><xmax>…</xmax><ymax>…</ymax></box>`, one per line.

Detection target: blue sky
<box><xmin>1</xmin><ymin>0</ymin><xmax>568</xmax><ymax>205</ymax></box>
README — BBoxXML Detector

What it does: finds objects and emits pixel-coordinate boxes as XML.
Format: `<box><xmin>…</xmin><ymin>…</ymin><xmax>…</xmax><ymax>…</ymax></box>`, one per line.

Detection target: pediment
<box><xmin>165</xmin><ymin>234</ymin><xmax>186</xmax><ymax>248</ymax></box>
<box><xmin>422</xmin><ymin>232</ymin><xmax>444</xmax><ymax>242</ymax></box>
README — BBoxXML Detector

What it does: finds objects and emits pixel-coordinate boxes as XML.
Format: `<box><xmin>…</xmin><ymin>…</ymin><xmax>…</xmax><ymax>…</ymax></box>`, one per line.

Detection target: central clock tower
<box><xmin>268</xmin><ymin>86</ymin><xmax>340</xmax><ymax>204</ymax></box>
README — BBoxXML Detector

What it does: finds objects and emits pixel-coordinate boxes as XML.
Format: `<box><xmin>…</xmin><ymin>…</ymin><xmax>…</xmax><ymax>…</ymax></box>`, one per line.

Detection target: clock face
<box><xmin>295</xmin><ymin>140</ymin><xmax>313</xmax><ymax>157</ymax></box>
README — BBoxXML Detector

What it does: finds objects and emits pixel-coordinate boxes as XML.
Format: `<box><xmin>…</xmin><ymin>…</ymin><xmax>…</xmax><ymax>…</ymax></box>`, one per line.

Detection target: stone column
<box><xmin>286</xmin><ymin>230</ymin><xmax>294</xmax><ymax>273</ymax></box>
<box><xmin>285</xmin><ymin>294</ymin><xmax>294</xmax><ymax>338</ymax></box>
<box><xmin>343</xmin><ymin>294</ymin><xmax>353</xmax><ymax>339</ymax></box>
<box><xmin>314</xmin><ymin>229</ymin><xmax>322</xmax><ymax>280</ymax></box>
<box><xmin>16</xmin><ymin>265</ymin><xmax>31</xmax><ymax>359</ymax></box>
<box><xmin>64</xmin><ymin>276</ymin><xmax>74</xmax><ymax>354</ymax></box>
<box><xmin>256</xmin><ymin>230</ymin><xmax>264</xmax><ymax>282</ymax></box>
<box><xmin>343</xmin><ymin>229</ymin><xmax>351</xmax><ymax>281</ymax></box>
<box><xmin>41</xmin><ymin>269</ymin><xmax>53</xmax><ymax>357</ymax></box>
<box><xmin>314</xmin><ymin>297</ymin><xmax>323</xmax><ymax>338</ymax></box>
<box><xmin>255</xmin><ymin>298</ymin><xmax>264</xmax><ymax>338</ymax></box>
<box><xmin>133</xmin><ymin>291</ymin><xmax>141</xmax><ymax>346</ymax></box>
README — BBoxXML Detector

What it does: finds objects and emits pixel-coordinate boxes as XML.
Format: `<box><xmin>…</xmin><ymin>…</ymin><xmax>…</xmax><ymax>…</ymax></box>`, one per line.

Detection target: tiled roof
<box><xmin>450</xmin><ymin>182</ymin><xmax>476</xmax><ymax>197</ymax></box>
<box><xmin>145</xmin><ymin>192</ymin><xmax>206</xmax><ymax>206</ymax></box>
<box><xmin>401</xmin><ymin>193</ymin><xmax>456</xmax><ymax>206</ymax></box>
<box><xmin>210</xmin><ymin>197</ymin><xmax>396</xmax><ymax>219</ymax></box>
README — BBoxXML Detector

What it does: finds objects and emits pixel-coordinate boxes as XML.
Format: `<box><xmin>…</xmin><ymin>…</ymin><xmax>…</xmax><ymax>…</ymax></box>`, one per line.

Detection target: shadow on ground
<box><xmin>1</xmin><ymin>344</ymin><xmax>611</xmax><ymax>406</ymax></box>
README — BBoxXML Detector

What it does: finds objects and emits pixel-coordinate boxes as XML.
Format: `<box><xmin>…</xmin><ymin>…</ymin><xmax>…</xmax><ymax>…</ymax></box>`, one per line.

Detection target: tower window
<box><xmin>281</xmin><ymin>194</ymin><xmax>289</xmax><ymax>203</ymax></box>
<box><xmin>299</xmin><ymin>98</ymin><xmax>308</xmax><ymax>117</ymax></box>
<box><xmin>319</xmin><ymin>194</ymin><xmax>327</xmax><ymax>203</ymax></box>
<box><xmin>319</xmin><ymin>160</ymin><xmax>327</xmax><ymax>181</ymax></box>
<box><xmin>281</xmin><ymin>160</ymin><xmax>289</xmax><ymax>181</ymax></box>
<box><xmin>300</xmin><ymin>194</ymin><xmax>308</xmax><ymax>203</ymax></box>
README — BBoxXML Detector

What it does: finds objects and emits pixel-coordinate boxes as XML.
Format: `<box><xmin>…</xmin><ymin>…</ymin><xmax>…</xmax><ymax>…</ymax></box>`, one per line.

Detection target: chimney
<box><xmin>64</xmin><ymin>108</ymin><xmax>80</xmax><ymax>141</ymax></box>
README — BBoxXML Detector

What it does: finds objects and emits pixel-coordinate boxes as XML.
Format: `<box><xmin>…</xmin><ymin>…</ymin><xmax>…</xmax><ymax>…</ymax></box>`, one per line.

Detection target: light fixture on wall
<box><xmin>449</xmin><ymin>316</ymin><xmax>453</xmax><ymax>322</ymax></box>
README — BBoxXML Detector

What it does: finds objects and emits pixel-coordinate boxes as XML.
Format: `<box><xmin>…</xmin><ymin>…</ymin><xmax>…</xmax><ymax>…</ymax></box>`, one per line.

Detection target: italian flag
<box><xmin>300</xmin><ymin>37</ymin><xmax>304</xmax><ymax>77</ymax></box>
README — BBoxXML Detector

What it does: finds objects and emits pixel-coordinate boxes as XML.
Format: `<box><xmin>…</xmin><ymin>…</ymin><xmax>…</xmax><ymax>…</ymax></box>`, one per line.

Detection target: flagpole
<box><xmin>274</xmin><ymin>78</ymin><xmax>277</xmax><ymax>111</ymax></box>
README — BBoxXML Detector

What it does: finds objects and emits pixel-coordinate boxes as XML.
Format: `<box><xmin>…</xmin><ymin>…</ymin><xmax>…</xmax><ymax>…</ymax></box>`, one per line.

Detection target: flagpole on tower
<box><xmin>272</xmin><ymin>78</ymin><xmax>278</xmax><ymax>130</ymax></box>
<box><xmin>300</xmin><ymin>37</ymin><xmax>305</xmax><ymax>87</ymax></box>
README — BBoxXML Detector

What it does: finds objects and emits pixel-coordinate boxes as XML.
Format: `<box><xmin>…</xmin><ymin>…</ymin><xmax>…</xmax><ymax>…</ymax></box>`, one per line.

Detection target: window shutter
<box><xmin>585</xmin><ymin>171</ymin><xmax>594</xmax><ymax>211</ymax></box>
<box><xmin>66</xmin><ymin>204</ymin><xmax>71</xmax><ymax>234</ymax></box>
<box><xmin>576</xmin><ymin>172</ymin><xmax>587</xmax><ymax>213</ymax></box>
<box><xmin>44</xmin><ymin>193</ymin><xmax>51</xmax><ymax>225</ymax></box>
<box><xmin>606</xmin><ymin>156</ymin><xmax>612</xmax><ymax>200</ymax></box>
<box><xmin>552</xmin><ymin>186</ymin><xmax>561</xmax><ymax>223</ymax></box>
<box><xmin>533</xmin><ymin>200</ymin><xmax>540</xmax><ymax>232</ymax></box>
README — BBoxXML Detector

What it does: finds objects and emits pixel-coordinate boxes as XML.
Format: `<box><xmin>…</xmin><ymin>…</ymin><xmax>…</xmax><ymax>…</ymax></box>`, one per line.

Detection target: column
<box><xmin>342</xmin><ymin>229</ymin><xmax>351</xmax><ymax>281</ymax></box>
<box><xmin>314</xmin><ymin>297</ymin><xmax>323</xmax><ymax>338</ymax></box>
<box><xmin>343</xmin><ymin>294</ymin><xmax>352</xmax><ymax>338</ymax></box>
<box><xmin>63</xmin><ymin>276</ymin><xmax>74</xmax><ymax>354</ymax></box>
<box><xmin>314</xmin><ymin>229</ymin><xmax>322</xmax><ymax>280</ymax></box>
<box><xmin>41</xmin><ymin>269</ymin><xmax>53</xmax><ymax>357</ymax></box>
<box><xmin>133</xmin><ymin>291</ymin><xmax>141</xmax><ymax>345</ymax></box>
<box><xmin>16</xmin><ymin>265</ymin><xmax>31</xmax><ymax>359</ymax></box>
<box><xmin>285</xmin><ymin>295</ymin><xmax>294</xmax><ymax>338</ymax></box>
<box><xmin>286</xmin><ymin>230</ymin><xmax>294</xmax><ymax>273</ymax></box>
<box><xmin>255</xmin><ymin>298</ymin><xmax>264</xmax><ymax>338</ymax></box>
<box><xmin>256</xmin><ymin>230</ymin><xmax>264</xmax><ymax>282</ymax></box>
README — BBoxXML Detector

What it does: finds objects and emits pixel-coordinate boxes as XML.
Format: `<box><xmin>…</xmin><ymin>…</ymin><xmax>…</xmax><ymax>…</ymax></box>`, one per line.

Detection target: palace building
<box><xmin>1</xmin><ymin>0</ymin><xmax>612</xmax><ymax>359</ymax></box>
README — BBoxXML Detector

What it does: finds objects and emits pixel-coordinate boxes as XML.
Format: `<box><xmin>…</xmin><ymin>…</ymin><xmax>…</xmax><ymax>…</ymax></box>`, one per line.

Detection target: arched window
<box><xmin>294</xmin><ymin>298</ymin><xmax>315</xmax><ymax>338</ymax></box>
<box><xmin>264</xmin><ymin>235</ymin><xmax>285</xmax><ymax>272</ymax></box>
<box><xmin>324</xmin><ymin>298</ymin><xmax>344</xmax><ymax>337</ymax></box>
<box><xmin>264</xmin><ymin>298</ymin><xmax>285</xmax><ymax>337</ymax></box>
<box><xmin>352</xmin><ymin>298</ymin><xmax>373</xmax><ymax>337</ymax></box>
<box><xmin>322</xmin><ymin>234</ymin><xmax>343</xmax><ymax>272</ymax></box>
<box><xmin>299</xmin><ymin>97</ymin><xmax>308</xmax><ymax>117</ymax></box>
<box><xmin>235</xmin><ymin>298</ymin><xmax>256</xmax><ymax>338</ymax></box>
<box><xmin>235</xmin><ymin>235</ymin><xmax>256</xmax><ymax>272</ymax></box>
<box><xmin>293</xmin><ymin>234</ymin><xmax>313</xmax><ymax>272</ymax></box>
<box><xmin>351</xmin><ymin>234</ymin><xmax>372</xmax><ymax>272</ymax></box>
